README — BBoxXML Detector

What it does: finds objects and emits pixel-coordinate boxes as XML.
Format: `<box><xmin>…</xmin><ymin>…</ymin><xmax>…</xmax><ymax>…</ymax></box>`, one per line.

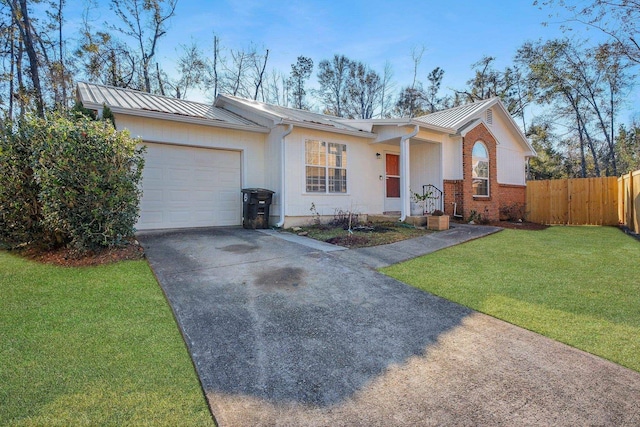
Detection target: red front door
<box><xmin>386</xmin><ymin>153</ymin><xmax>400</xmax><ymax>198</ymax></box>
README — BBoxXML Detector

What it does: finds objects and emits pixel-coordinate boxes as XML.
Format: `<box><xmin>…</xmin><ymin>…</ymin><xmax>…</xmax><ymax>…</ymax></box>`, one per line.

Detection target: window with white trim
<box><xmin>305</xmin><ymin>140</ymin><xmax>347</xmax><ymax>193</ymax></box>
<box><xmin>472</xmin><ymin>141</ymin><xmax>489</xmax><ymax>197</ymax></box>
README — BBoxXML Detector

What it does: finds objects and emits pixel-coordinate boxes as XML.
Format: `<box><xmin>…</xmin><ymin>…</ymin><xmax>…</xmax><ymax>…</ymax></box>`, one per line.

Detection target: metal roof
<box><xmin>76</xmin><ymin>82</ymin><xmax>266</xmax><ymax>130</ymax></box>
<box><xmin>413</xmin><ymin>97</ymin><xmax>499</xmax><ymax>130</ymax></box>
<box><xmin>217</xmin><ymin>94</ymin><xmax>375</xmax><ymax>137</ymax></box>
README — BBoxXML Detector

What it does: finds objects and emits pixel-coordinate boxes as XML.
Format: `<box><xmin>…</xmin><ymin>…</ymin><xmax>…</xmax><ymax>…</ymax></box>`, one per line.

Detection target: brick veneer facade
<box><xmin>442</xmin><ymin>123</ymin><xmax>526</xmax><ymax>222</ymax></box>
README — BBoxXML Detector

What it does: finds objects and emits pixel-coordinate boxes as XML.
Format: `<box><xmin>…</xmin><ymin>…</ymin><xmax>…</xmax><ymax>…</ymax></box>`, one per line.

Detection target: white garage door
<box><xmin>137</xmin><ymin>143</ymin><xmax>242</xmax><ymax>230</ymax></box>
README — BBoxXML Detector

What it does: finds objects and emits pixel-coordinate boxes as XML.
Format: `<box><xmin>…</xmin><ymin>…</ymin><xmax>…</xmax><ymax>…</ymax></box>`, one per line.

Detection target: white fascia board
<box><xmin>215</xmin><ymin>95</ymin><xmax>283</xmax><ymax>124</ymax></box>
<box><xmin>362</xmin><ymin>119</ymin><xmax>455</xmax><ymax>135</ymax></box>
<box><xmin>83</xmin><ymin>102</ymin><xmax>269</xmax><ymax>133</ymax></box>
<box><xmin>281</xmin><ymin>119</ymin><xmax>377</xmax><ymax>139</ymax></box>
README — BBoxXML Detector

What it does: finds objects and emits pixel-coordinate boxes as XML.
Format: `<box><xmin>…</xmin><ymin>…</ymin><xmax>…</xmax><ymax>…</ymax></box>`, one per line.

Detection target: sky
<box><xmin>67</xmin><ymin>0</ymin><xmax>639</xmax><ymax>124</ymax></box>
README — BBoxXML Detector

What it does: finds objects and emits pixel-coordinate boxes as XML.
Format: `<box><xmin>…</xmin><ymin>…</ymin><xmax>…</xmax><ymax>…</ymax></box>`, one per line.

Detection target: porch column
<box><xmin>399</xmin><ymin>125</ymin><xmax>419</xmax><ymax>221</ymax></box>
<box><xmin>400</xmin><ymin>136</ymin><xmax>411</xmax><ymax>220</ymax></box>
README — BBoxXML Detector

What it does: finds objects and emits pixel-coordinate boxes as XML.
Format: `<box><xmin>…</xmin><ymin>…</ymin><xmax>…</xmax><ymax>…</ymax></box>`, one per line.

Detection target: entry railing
<box><xmin>422</xmin><ymin>184</ymin><xmax>443</xmax><ymax>214</ymax></box>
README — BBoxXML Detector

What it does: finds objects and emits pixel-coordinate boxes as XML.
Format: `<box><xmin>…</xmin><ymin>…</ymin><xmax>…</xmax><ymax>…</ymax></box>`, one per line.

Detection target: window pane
<box><xmin>473</xmin><ymin>160</ymin><xmax>489</xmax><ymax>178</ymax></box>
<box><xmin>328</xmin><ymin>143</ymin><xmax>346</xmax><ymax>168</ymax></box>
<box><xmin>306</xmin><ymin>166</ymin><xmax>326</xmax><ymax>192</ymax></box>
<box><xmin>386</xmin><ymin>176</ymin><xmax>400</xmax><ymax>198</ymax></box>
<box><xmin>305</xmin><ymin>140</ymin><xmax>325</xmax><ymax>166</ymax></box>
<box><xmin>472</xmin><ymin>142</ymin><xmax>488</xmax><ymax>158</ymax></box>
<box><xmin>328</xmin><ymin>168</ymin><xmax>347</xmax><ymax>193</ymax></box>
<box><xmin>473</xmin><ymin>178</ymin><xmax>488</xmax><ymax>196</ymax></box>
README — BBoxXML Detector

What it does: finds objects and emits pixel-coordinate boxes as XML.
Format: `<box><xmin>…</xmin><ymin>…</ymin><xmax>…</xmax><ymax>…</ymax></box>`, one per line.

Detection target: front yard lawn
<box><xmin>296</xmin><ymin>221</ymin><xmax>431</xmax><ymax>248</ymax></box>
<box><xmin>0</xmin><ymin>252</ymin><xmax>214</xmax><ymax>426</ymax></box>
<box><xmin>382</xmin><ymin>226</ymin><xmax>640</xmax><ymax>372</ymax></box>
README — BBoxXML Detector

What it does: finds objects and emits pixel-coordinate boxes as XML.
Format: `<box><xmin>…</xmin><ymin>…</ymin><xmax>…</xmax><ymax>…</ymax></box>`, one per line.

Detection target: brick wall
<box><xmin>459</xmin><ymin>123</ymin><xmax>526</xmax><ymax>222</ymax></box>
<box><xmin>443</xmin><ymin>180</ymin><xmax>463</xmax><ymax>217</ymax></box>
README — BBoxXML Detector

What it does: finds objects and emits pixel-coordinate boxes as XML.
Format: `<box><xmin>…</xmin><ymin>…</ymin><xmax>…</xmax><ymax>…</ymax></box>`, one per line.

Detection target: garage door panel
<box><xmin>137</xmin><ymin>143</ymin><xmax>242</xmax><ymax>230</ymax></box>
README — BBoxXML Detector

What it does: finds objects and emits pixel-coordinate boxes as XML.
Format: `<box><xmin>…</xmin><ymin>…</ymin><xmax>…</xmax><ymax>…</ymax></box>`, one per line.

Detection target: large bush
<box><xmin>0</xmin><ymin>119</ymin><xmax>46</xmax><ymax>247</ymax></box>
<box><xmin>0</xmin><ymin>112</ymin><xmax>145</xmax><ymax>252</ymax></box>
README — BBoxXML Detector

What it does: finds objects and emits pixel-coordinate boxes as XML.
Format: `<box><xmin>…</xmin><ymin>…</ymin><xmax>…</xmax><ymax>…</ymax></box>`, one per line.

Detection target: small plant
<box><xmin>331</xmin><ymin>209</ymin><xmax>361</xmax><ymax>230</ymax></box>
<box><xmin>468</xmin><ymin>208</ymin><xmax>491</xmax><ymax>224</ymax></box>
<box><xmin>500</xmin><ymin>203</ymin><xmax>525</xmax><ymax>222</ymax></box>
<box><xmin>431</xmin><ymin>209</ymin><xmax>445</xmax><ymax>216</ymax></box>
<box><xmin>410</xmin><ymin>188</ymin><xmax>432</xmax><ymax>204</ymax></box>
<box><xmin>309</xmin><ymin>202</ymin><xmax>321</xmax><ymax>226</ymax></box>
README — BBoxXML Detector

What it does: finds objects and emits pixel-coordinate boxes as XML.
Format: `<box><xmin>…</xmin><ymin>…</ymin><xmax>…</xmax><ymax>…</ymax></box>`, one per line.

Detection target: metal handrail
<box><xmin>422</xmin><ymin>184</ymin><xmax>444</xmax><ymax>214</ymax></box>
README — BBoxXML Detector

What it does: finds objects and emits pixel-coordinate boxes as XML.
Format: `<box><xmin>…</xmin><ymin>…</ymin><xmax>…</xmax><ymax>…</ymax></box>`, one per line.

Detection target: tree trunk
<box><xmin>12</xmin><ymin>0</ymin><xmax>45</xmax><ymax>116</ymax></box>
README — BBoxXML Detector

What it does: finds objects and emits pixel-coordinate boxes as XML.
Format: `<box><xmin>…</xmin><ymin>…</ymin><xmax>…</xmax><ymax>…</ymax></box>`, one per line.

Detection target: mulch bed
<box><xmin>18</xmin><ymin>240</ymin><xmax>145</xmax><ymax>267</ymax></box>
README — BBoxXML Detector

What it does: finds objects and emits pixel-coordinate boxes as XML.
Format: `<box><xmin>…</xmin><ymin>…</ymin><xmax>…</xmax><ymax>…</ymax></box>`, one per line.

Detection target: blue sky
<box><xmin>69</xmin><ymin>0</ymin><xmax>638</xmax><ymax>123</ymax></box>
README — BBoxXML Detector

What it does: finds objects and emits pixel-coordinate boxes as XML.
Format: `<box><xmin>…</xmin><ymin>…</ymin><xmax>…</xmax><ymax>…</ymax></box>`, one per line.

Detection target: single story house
<box><xmin>77</xmin><ymin>82</ymin><xmax>536</xmax><ymax>230</ymax></box>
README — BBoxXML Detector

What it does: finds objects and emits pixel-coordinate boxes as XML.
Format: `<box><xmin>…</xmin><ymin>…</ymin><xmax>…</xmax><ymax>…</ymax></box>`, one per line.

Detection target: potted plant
<box><xmin>427</xmin><ymin>209</ymin><xmax>450</xmax><ymax>231</ymax></box>
<box><xmin>410</xmin><ymin>189</ymin><xmax>432</xmax><ymax>216</ymax></box>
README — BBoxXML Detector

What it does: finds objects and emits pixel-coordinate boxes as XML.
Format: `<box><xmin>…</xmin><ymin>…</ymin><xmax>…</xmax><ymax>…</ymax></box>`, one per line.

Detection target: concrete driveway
<box><xmin>139</xmin><ymin>227</ymin><xmax>640</xmax><ymax>426</ymax></box>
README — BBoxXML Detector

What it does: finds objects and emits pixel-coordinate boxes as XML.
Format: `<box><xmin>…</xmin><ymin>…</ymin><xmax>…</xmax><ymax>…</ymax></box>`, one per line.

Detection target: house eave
<box><xmin>354</xmin><ymin>118</ymin><xmax>455</xmax><ymax>135</ymax></box>
<box><xmin>82</xmin><ymin>101</ymin><xmax>270</xmax><ymax>133</ymax></box>
<box><xmin>281</xmin><ymin>119</ymin><xmax>378</xmax><ymax>139</ymax></box>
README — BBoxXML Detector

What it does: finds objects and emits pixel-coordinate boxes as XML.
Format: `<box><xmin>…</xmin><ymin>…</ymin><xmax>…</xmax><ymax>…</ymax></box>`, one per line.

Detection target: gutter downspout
<box><xmin>400</xmin><ymin>125</ymin><xmax>419</xmax><ymax>222</ymax></box>
<box><xmin>276</xmin><ymin>124</ymin><xmax>294</xmax><ymax>227</ymax></box>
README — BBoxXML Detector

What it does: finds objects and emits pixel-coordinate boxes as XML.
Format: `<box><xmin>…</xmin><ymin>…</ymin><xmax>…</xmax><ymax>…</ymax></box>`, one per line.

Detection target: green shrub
<box><xmin>35</xmin><ymin>113</ymin><xmax>145</xmax><ymax>251</ymax></box>
<box><xmin>0</xmin><ymin>119</ymin><xmax>47</xmax><ymax>247</ymax></box>
<box><xmin>0</xmin><ymin>112</ymin><xmax>145</xmax><ymax>252</ymax></box>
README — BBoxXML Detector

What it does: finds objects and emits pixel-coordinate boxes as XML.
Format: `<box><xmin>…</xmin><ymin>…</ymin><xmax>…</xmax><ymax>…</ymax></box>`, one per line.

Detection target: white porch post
<box><xmin>399</xmin><ymin>125</ymin><xmax>419</xmax><ymax>221</ymax></box>
<box><xmin>400</xmin><ymin>137</ymin><xmax>410</xmax><ymax>220</ymax></box>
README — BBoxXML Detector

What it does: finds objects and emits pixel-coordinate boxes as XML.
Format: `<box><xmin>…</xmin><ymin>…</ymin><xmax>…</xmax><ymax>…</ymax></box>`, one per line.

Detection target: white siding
<box><xmin>283</xmin><ymin>128</ymin><xmax>385</xmax><ymax>221</ymax></box>
<box><xmin>410</xmin><ymin>142</ymin><xmax>442</xmax><ymax>192</ymax></box>
<box><xmin>497</xmin><ymin>146</ymin><xmax>526</xmax><ymax>185</ymax></box>
<box><xmin>442</xmin><ymin>136</ymin><xmax>463</xmax><ymax>180</ymax></box>
<box><xmin>491</xmin><ymin>113</ymin><xmax>528</xmax><ymax>185</ymax></box>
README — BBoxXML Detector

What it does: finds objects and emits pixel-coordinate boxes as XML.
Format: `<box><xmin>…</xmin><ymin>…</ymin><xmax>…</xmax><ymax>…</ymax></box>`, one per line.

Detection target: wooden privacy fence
<box><xmin>526</xmin><ymin>177</ymin><xmax>619</xmax><ymax>226</ymax></box>
<box><xmin>618</xmin><ymin>170</ymin><xmax>640</xmax><ymax>234</ymax></box>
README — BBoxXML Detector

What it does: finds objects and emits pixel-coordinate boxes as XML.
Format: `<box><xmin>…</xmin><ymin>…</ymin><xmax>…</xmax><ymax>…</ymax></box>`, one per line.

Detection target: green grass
<box><xmin>0</xmin><ymin>252</ymin><xmax>214</xmax><ymax>426</ymax></box>
<box><xmin>382</xmin><ymin>226</ymin><xmax>640</xmax><ymax>372</ymax></box>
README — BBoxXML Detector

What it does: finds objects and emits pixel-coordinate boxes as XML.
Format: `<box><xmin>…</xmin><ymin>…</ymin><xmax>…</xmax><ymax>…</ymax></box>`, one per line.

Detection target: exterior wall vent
<box><xmin>486</xmin><ymin>108</ymin><xmax>493</xmax><ymax>125</ymax></box>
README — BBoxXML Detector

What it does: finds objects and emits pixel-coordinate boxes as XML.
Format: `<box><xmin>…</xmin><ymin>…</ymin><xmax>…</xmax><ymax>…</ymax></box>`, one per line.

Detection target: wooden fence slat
<box><xmin>604</xmin><ymin>176</ymin><xmax>619</xmax><ymax>226</ymax></box>
<box><xmin>627</xmin><ymin>170</ymin><xmax>640</xmax><ymax>233</ymax></box>
<box><xmin>550</xmin><ymin>179</ymin><xmax>568</xmax><ymax>224</ymax></box>
<box><xmin>526</xmin><ymin>176</ymin><xmax>621</xmax><ymax>226</ymax></box>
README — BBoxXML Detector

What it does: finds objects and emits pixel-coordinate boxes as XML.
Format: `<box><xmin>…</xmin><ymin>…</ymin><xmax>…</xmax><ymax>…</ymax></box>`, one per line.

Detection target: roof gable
<box><xmin>416</xmin><ymin>97</ymin><xmax>535</xmax><ymax>155</ymax></box>
<box><xmin>413</xmin><ymin>97</ymin><xmax>498</xmax><ymax>130</ymax></box>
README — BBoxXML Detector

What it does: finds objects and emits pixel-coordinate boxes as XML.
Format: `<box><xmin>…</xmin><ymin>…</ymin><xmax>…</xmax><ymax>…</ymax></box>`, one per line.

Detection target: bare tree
<box><xmin>109</xmin><ymin>0</ymin><xmax>177</xmax><ymax>93</ymax></box>
<box><xmin>288</xmin><ymin>55</ymin><xmax>313</xmax><ymax>109</ymax></box>
<box><xmin>170</xmin><ymin>41</ymin><xmax>206</xmax><ymax>98</ymax></box>
<box><xmin>536</xmin><ymin>0</ymin><xmax>640</xmax><ymax>64</ymax></box>
<box><xmin>345</xmin><ymin>61</ymin><xmax>382</xmax><ymax>119</ymax></box>
<box><xmin>251</xmin><ymin>48</ymin><xmax>268</xmax><ymax>100</ymax></box>
<box><xmin>424</xmin><ymin>67</ymin><xmax>444</xmax><ymax>113</ymax></box>
<box><xmin>5</xmin><ymin>0</ymin><xmax>45</xmax><ymax>116</ymax></box>
<box><xmin>378</xmin><ymin>61</ymin><xmax>395</xmax><ymax>118</ymax></box>
<box><xmin>316</xmin><ymin>54</ymin><xmax>351</xmax><ymax>116</ymax></box>
<box><xmin>75</xmin><ymin>3</ymin><xmax>136</xmax><ymax>88</ymax></box>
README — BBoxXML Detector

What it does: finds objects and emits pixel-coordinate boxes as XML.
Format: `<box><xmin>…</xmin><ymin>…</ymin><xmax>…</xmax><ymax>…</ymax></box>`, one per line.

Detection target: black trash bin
<box><xmin>241</xmin><ymin>188</ymin><xmax>275</xmax><ymax>229</ymax></box>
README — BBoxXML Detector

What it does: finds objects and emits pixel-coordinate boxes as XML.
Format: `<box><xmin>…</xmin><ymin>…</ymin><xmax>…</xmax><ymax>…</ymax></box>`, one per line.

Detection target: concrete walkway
<box><xmin>139</xmin><ymin>226</ymin><xmax>640</xmax><ymax>427</ymax></box>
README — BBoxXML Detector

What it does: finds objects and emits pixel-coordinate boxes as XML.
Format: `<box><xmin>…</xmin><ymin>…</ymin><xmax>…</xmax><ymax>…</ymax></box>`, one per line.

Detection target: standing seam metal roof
<box><xmin>217</xmin><ymin>94</ymin><xmax>372</xmax><ymax>134</ymax></box>
<box><xmin>413</xmin><ymin>97</ymin><xmax>498</xmax><ymax>130</ymax></box>
<box><xmin>77</xmin><ymin>82</ymin><xmax>263</xmax><ymax>128</ymax></box>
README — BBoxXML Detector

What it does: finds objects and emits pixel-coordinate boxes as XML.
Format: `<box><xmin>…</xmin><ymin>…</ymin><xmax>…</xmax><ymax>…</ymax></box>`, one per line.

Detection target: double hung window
<box><xmin>305</xmin><ymin>140</ymin><xmax>347</xmax><ymax>193</ymax></box>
